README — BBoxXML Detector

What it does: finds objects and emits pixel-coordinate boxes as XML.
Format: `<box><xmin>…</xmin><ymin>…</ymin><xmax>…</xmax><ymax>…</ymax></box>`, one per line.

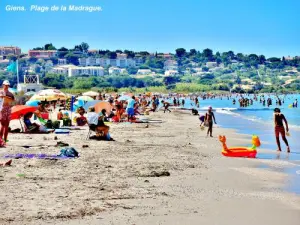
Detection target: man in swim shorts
<box><xmin>126</xmin><ymin>96</ymin><xmax>136</xmax><ymax>121</ymax></box>
<box><xmin>274</xmin><ymin>108</ymin><xmax>290</xmax><ymax>152</ymax></box>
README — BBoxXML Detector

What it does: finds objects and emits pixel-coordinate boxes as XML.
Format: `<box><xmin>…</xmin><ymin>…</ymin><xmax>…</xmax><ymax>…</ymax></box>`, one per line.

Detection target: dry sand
<box><xmin>0</xmin><ymin>110</ymin><xmax>299</xmax><ymax>225</ymax></box>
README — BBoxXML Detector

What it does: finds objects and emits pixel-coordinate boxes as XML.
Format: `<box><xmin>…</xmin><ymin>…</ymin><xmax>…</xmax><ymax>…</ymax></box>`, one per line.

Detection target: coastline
<box><xmin>1</xmin><ymin>110</ymin><xmax>300</xmax><ymax>225</ymax></box>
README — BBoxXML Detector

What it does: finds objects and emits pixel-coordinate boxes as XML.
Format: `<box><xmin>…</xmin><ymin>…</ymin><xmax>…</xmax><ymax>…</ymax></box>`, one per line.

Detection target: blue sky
<box><xmin>1</xmin><ymin>0</ymin><xmax>299</xmax><ymax>57</ymax></box>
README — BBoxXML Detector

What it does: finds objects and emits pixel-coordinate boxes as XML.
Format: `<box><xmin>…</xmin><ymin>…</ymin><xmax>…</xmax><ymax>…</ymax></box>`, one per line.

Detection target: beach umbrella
<box><xmin>94</xmin><ymin>101</ymin><xmax>113</xmax><ymax>113</ymax></box>
<box><xmin>83</xmin><ymin>100</ymin><xmax>102</xmax><ymax>111</ymax></box>
<box><xmin>11</xmin><ymin>105</ymin><xmax>37</xmax><ymax>120</ymax></box>
<box><xmin>82</xmin><ymin>91</ymin><xmax>99</xmax><ymax>97</ymax></box>
<box><xmin>24</xmin><ymin>91</ymin><xmax>36</xmax><ymax>96</ymax></box>
<box><xmin>25</xmin><ymin>100</ymin><xmax>40</xmax><ymax>107</ymax></box>
<box><xmin>77</xmin><ymin>96</ymin><xmax>94</xmax><ymax>102</ymax></box>
<box><xmin>118</xmin><ymin>95</ymin><xmax>131</xmax><ymax>101</ymax></box>
<box><xmin>30</xmin><ymin>89</ymin><xmax>67</xmax><ymax>101</ymax></box>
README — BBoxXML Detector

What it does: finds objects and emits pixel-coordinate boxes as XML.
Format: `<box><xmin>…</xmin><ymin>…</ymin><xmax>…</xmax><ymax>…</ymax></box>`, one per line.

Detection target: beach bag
<box><xmin>63</xmin><ymin>118</ymin><xmax>71</xmax><ymax>126</ymax></box>
<box><xmin>58</xmin><ymin>147</ymin><xmax>79</xmax><ymax>157</ymax></box>
<box><xmin>52</xmin><ymin>121</ymin><xmax>61</xmax><ymax>129</ymax></box>
<box><xmin>45</xmin><ymin>120</ymin><xmax>54</xmax><ymax>129</ymax></box>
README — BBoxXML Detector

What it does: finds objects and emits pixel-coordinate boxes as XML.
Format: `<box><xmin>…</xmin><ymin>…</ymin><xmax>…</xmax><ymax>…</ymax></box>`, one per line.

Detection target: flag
<box><xmin>7</xmin><ymin>61</ymin><xmax>17</xmax><ymax>73</ymax></box>
<box><xmin>70</xmin><ymin>96</ymin><xmax>75</xmax><ymax>112</ymax></box>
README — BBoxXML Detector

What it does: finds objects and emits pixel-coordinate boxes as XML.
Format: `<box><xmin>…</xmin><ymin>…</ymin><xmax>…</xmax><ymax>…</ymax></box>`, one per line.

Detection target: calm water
<box><xmin>166</xmin><ymin>94</ymin><xmax>300</xmax><ymax>153</ymax></box>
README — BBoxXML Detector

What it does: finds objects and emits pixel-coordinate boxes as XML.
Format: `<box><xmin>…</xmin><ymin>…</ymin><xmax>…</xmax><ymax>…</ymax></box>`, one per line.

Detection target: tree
<box><xmin>44</xmin><ymin>43</ymin><xmax>56</xmax><ymax>50</ymax></box>
<box><xmin>107</xmin><ymin>52</ymin><xmax>117</xmax><ymax>59</ymax></box>
<box><xmin>124</xmin><ymin>50</ymin><xmax>135</xmax><ymax>58</ymax></box>
<box><xmin>65</xmin><ymin>53</ymin><xmax>79</xmax><ymax>65</ymax></box>
<box><xmin>258</xmin><ymin>55</ymin><xmax>266</xmax><ymax>64</ymax></box>
<box><xmin>175</xmin><ymin>48</ymin><xmax>186</xmax><ymax>58</ymax></box>
<box><xmin>202</xmin><ymin>66</ymin><xmax>209</xmax><ymax>72</ymax></box>
<box><xmin>32</xmin><ymin>47</ymin><xmax>43</xmax><ymax>50</ymax></box>
<box><xmin>57</xmin><ymin>47</ymin><xmax>69</xmax><ymax>58</ymax></box>
<box><xmin>115</xmin><ymin>49</ymin><xmax>123</xmax><ymax>53</ymax></box>
<box><xmin>189</xmin><ymin>49</ymin><xmax>197</xmax><ymax>56</ymax></box>
<box><xmin>80</xmin><ymin>42</ymin><xmax>89</xmax><ymax>53</ymax></box>
<box><xmin>203</xmin><ymin>48</ymin><xmax>213</xmax><ymax>59</ymax></box>
<box><xmin>28</xmin><ymin>57</ymin><xmax>38</xmax><ymax>64</ymax></box>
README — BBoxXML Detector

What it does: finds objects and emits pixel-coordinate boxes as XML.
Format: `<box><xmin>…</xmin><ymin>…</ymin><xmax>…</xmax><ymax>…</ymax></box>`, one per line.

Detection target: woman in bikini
<box><xmin>205</xmin><ymin>106</ymin><xmax>217</xmax><ymax>137</ymax></box>
<box><xmin>274</xmin><ymin>108</ymin><xmax>290</xmax><ymax>152</ymax></box>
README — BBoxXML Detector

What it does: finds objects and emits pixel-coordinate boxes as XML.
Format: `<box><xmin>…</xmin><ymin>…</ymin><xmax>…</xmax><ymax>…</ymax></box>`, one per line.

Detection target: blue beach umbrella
<box><xmin>83</xmin><ymin>100</ymin><xmax>102</xmax><ymax>111</ymax></box>
<box><xmin>25</xmin><ymin>100</ymin><xmax>41</xmax><ymax>107</ymax></box>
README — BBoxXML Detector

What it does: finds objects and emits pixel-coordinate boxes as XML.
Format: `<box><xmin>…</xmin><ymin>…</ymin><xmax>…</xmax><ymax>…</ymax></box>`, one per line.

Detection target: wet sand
<box><xmin>0</xmin><ymin>110</ymin><xmax>299</xmax><ymax>225</ymax></box>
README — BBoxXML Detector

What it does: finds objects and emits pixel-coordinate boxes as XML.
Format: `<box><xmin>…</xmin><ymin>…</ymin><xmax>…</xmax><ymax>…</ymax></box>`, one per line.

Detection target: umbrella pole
<box><xmin>19</xmin><ymin>118</ymin><xmax>24</xmax><ymax>132</ymax></box>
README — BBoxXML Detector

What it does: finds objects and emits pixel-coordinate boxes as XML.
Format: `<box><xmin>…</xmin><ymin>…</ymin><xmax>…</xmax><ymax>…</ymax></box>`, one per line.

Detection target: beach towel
<box><xmin>4</xmin><ymin>153</ymin><xmax>67</xmax><ymax>159</ymax></box>
<box><xmin>55</xmin><ymin>129</ymin><xmax>70</xmax><ymax>134</ymax></box>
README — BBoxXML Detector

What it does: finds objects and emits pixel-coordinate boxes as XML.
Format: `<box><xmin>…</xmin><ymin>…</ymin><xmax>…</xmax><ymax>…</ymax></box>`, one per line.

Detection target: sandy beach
<box><xmin>0</xmin><ymin>110</ymin><xmax>300</xmax><ymax>225</ymax></box>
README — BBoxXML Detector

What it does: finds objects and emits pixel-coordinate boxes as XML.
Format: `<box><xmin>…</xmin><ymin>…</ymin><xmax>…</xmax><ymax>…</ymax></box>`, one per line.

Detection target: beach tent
<box><xmin>94</xmin><ymin>101</ymin><xmax>113</xmax><ymax>113</ymax></box>
<box><xmin>77</xmin><ymin>96</ymin><xmax>94</xmax><ymax>102</ymax></box>
<box><xmin>30</xmin><ymin>89</ymin><xmax>67</xmax><ymax>101</ymax></box>
<box><xmin>25</xmin><ymin>100</ymin><xmax>40</xmax><ymax>107</ymax></box>
<box><xmin>83</xmin><ymin>100</ymin><xmax>102</xmax><ymax>111</ymax></box>
<box><xmin>82</xmin><ymin>91</ymin><xmax>99</xmax><ymax>97</ymax></box>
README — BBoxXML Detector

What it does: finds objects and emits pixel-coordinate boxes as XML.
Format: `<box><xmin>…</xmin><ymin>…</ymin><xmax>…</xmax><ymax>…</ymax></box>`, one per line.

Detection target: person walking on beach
<box><xmin>205</xmin><ymin>106</ymin><xmax>217</xmax><ymax>137</ymax></box>
<box><xmin>126</xmin><ymin>96</ymin><xmax>136</xmax><ymax>121</ymax></box>
<box><xmin>274</xmin><ymin>108</ymin><xmax>290</xmax><ymax>152</ymax></box>
<box><xmin>0</xmin><ymin>80</ymin><xmax>14</xmax><ymax>143</ymax></box>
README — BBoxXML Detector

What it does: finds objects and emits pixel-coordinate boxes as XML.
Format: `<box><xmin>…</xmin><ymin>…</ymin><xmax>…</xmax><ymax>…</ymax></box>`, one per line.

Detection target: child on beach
<box><xmin>273</xmin><ymin>108</ymin><xmax>290</xmax><ymax>152</ymax></box>
<box><xmin>161</xmin><ymin>100</ymin><xmax>171</xmax><ymax>113</ymax></box>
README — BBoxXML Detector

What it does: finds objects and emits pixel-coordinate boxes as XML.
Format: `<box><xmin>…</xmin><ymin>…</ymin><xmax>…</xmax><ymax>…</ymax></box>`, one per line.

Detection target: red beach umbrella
<box><xmin>11</xmin><ymin>105</ymin><xmax>37</xmax><ymax>120</ymax></box>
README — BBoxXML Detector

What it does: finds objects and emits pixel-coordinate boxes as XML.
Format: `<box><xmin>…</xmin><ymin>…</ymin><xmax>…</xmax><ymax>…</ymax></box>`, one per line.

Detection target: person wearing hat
<box><xmin>204</xmin><ymin>106</ymin><xmax>217</xmax><ymax>137</ymax></box>
<box><xmin>0</xmin><ymin>80</ymin><xmax>15</xmax><ymax>143</ymax></box>
<box><xmin>274</xmin><ymin>108</ymin><xmax>290</xmax><ymax>152</ymax></box>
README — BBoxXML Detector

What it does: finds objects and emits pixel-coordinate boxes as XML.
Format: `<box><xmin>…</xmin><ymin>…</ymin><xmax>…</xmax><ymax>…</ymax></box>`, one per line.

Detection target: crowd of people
<box><xmin>0</xmin><ymin>81</ymin><xmax>297</xmax><ymax>167</ymax></box>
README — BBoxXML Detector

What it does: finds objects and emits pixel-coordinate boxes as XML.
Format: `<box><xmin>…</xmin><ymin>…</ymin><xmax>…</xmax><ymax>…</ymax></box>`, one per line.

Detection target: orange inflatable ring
<box><xmin>219</xmin><ymin>135</ymin><xmax>260</xmax><ymax>158</ymax></box>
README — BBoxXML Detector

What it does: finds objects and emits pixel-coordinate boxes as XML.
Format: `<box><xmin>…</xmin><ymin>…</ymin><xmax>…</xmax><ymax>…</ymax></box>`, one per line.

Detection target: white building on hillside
<box><xmin>164</xmin><ymin>60</ymin><xmax>178</xmax><ymax>71</ymax></box>
<box><xmin>68</xmin><ymin>66</ymin><xmax>104</xmax><ymax>77</ymax></box>
<box><xmin>206</xmin><ymin>62</ymin><xmax>218</xmax><ymax>68</ymax></box>
<box><xmin>58</xmin><ymin>59</ymin><xmax>67</xmax><ymax>65</ymax></box>
<box><xmin>137</xmin><ymin>69</ymin><xmax>152</xmax><ymax>75</ymax></box>
<box><xmin>165</xmin><ymin>70</ymin><xmax>179</xmax><ymax>76</ymax></box>
<box><xmin>51</xmin><ymin>65</ymin><xmax>104</xmax><ymax>77</ymax></box>
<box><xmin>79</xmin><ymin>57</ymin><xmax>136</xmax><ymax>68</ymax></box>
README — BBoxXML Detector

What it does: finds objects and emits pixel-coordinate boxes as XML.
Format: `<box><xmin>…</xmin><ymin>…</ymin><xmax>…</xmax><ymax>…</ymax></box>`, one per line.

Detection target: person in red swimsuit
<box><xmin>274</xmin><ymin>108</ymin><xmax>290</xmax><ymax>152</ymax></box>
<box><xmin>0</xmin><ymin>80</ymin><xmax>15</xmax><ymax>143</ymax></box>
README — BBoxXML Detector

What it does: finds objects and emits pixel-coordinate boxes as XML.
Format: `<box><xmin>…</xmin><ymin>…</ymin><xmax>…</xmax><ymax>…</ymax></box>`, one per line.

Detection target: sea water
<box><xmin>165</xmin><ymin>94</ymin><xmax>300</xmax><ymax>154</ymax></box>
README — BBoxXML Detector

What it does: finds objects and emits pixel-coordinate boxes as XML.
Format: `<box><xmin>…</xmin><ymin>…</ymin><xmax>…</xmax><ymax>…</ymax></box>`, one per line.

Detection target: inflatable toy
<box><xmin>219</xmin><ymin>135</ymin><xmax>260</xmax><ymax>158</ymax></box>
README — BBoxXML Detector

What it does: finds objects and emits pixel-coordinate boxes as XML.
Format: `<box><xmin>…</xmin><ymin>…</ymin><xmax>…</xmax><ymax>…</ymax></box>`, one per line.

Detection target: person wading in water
<box><xmin>205</xmin><ymin>106</ymin><xmax>217</xmax><ymax>137</ymax></box>
<box><xmin>274</xmin><ymin>108</ymin><xmax>290</xmax><ymax>152</ymax></box>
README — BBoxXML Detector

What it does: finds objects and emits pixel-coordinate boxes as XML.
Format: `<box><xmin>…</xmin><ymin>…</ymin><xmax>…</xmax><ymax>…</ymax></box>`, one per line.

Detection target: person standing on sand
<box><xmin>274</xmin><ymin>108</ymin><xmax>290</xmax><ymax>152</ymax></box>
<box><xmin>126</xmin><ymin>96</ymin><xmax>136</xmax><ymax>121</ymax></box>
<box><xmin>0</xmin><ymin>80</ymin><xmax>15</xmax><ymax>143</ymax></box>
<box><xmin>205</xmin><ymin>106</ymin><xmax>217</xmax><ymax>137</ymax></box>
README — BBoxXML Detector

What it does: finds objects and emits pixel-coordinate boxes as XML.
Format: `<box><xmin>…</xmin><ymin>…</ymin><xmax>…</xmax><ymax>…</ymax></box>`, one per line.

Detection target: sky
<box><xmin>1</xmin><ymin>0</ymin><xmax>300</xmax><ymax>57</ymax></box>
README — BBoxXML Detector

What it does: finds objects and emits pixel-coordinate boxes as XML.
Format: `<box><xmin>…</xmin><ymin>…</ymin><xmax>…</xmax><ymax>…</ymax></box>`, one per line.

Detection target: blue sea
<box><xmin>166</xmin><ymin>94</ymin><xmax>300</xmax><ymax>155</ymax></box>
<box><xmin>169</xmin><ymin>94</ymin><xmax>300</xmax><ymax>195</ymax></box>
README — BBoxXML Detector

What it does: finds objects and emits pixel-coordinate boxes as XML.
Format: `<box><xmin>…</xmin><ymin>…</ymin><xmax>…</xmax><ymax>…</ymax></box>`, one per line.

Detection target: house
<box><xmin>137</xmin><ymin>69</ymin><xmax>152</xmax><ymax>75</ymax></box>
<box><xmin>28</xmin><ymin>50</ymin><xmax>57</xmax><ymax>58</ymax></box>
<box><xmin>58</xmin><ymin>59</ymin><xmax>67</xmax><ymax>65</ymax></box>
<box><xmin>206</xmin><ymin>62</ymin><xmax>218</xmax><ymax>68</ymax></box>
<box><xmin>164</xmin><ymin>60</ymin><xmax>178</xmax><ymax>71</ymax></box>
<box><xmin>0</xmin><ymin>46</ymin><xmax>21</xmax><ymax>56</ymax></box>
<box><xmin>165</xmin><ymin>70</ymin><xmax>179</xmax><ymax>76</ymax></box>
<box><xmin>78</xmin><ymin>57</ymin><xmax>136</xmax><ymax>68</ymax></box>
<box><xmin>52</xmin><ymin>65</ymin><xmax>104</xmax><ymax>77</ymax></box>
<box><xmin>109</xmin><ymin>67</ymin><xmax>121</xmax><ymax>75</ymax></box>
<box><xmin>68</xmin><ymin>66</ymin><xmax>104</xmax><ymax>77</ymax></box>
